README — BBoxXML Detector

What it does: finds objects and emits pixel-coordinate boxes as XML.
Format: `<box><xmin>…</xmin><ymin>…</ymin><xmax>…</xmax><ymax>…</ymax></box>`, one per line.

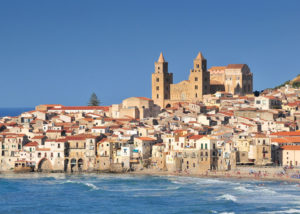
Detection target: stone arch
<box><xmin>70</xmin><ymin>158</ymin><xmax>76</xmax><ymax>172</ymax></box>
<box><xmin>64</xmin><ymin>159</ymin><xmax>69</xmax><ymax>172</ymax></box>
<box><xmin>78</xmin><ymin>158</ymin><xmax>83</xmax><ymax>171</ymax></box>
<box><xmin>38</xmin><ymin>158</ymin><xmax>52</xmax><ymax>172</ymax></box>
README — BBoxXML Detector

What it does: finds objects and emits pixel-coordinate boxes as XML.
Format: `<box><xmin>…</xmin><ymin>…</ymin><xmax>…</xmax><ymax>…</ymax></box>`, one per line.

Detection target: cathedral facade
<box><xmin>151</xmin><ymin>52</ymin><xmax>253</xmax><ymax>108</ymax></box>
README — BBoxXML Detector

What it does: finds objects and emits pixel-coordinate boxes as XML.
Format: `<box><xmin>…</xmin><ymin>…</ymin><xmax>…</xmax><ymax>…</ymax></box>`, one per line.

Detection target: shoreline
<box><xmin>2</xmin><ymin>169</ymin><xmax>300</xmax><ymax>183</ymax></box>
<box><xmin>128</xmin><ymin>170</ymin><xmax>300</xmax><ymax>183</ymax></box>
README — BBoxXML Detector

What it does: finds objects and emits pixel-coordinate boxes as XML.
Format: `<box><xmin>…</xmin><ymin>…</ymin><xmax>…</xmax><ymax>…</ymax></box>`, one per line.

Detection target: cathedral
<box><xmin>151</xmin><ymin>52</ymin><xmax>253</xmax><ymax>108</ymax></box>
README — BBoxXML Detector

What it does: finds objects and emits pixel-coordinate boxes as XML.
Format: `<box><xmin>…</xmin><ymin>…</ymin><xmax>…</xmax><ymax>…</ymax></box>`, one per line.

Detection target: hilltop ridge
<box><xmin>274</xmin><ymin>74</ymin><xmax>300</xmax><ymax>89</ymax></box>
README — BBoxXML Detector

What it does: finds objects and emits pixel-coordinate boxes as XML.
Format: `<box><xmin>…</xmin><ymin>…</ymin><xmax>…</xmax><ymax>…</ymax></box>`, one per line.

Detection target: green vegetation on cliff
<box><xmin>274</xmin><ymin>74</ymin><xmax>300</xmax><ymax>89</ymax></box>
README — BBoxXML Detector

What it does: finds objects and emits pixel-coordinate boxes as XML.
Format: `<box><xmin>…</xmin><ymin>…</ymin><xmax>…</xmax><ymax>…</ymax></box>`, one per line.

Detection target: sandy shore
<box><xmin>128</xmin><ymin>168</ymin><xmax>300</xmax><ymax>183</ymax></box>
<box><xmin>2</xmin><ymin>167</ymin><xmax>300</xmax><ymax>183</ymax></box>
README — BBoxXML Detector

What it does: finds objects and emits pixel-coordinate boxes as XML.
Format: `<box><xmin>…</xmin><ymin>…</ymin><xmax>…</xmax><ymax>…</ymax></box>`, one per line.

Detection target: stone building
<box><xmin>110</xmin><ymin>97</ymin><xmax>160</xmax><ymax>120</ymax></box>
<box><xmin>152</xmin><ymin>52</ymin><xmax>210</xmax><ymax>108</ymax></box>
<box><xmin>209</xmin><ymin>64</ymin><xmax>253</xmax><ymax>95</ymax></box>
<box><xmin>152</xmin><ymin>52</ymin><xmax>253</xmax><ymax>108</ymax></box>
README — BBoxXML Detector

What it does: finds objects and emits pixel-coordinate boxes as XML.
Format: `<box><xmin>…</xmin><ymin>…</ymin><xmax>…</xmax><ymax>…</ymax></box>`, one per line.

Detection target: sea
<box><xmin>0</xmin><ymin>173</ymin><xmax>300</xmax><ymax>214</ymax></box>
<box><xmin>0</xmin><ymin>107</ymin><xmax>34</xmax><ymax>117</ymax></box>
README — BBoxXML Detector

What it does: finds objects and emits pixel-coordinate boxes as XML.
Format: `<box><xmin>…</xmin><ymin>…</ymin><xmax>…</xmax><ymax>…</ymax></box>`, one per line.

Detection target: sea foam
<box><xmin>216</xmin><ymin>194</ymin><xmax>237</xmax><ymax>202</ymax></box>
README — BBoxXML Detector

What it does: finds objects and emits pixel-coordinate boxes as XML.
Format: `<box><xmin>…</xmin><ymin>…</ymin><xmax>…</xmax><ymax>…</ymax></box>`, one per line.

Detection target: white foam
<box><xmin>216</xmin><ymin>194</ymin><xmax>237</xmax><ymax>202</ymax></box>
<box><xmin>84</xmin><ymin>182</ymin><xmax>99</xmax><ymax>190</ymax></box>
<box><xmin>63</xmin><ymin>180</ymin><xmax>99</xmax><ymax>190</ymax></box>
<box><xmin>257</xmin><ymin>187</ymin><xmax>277</xmax><ymax>194</ymax></box>
<box><xmin>234</xmin><ymin>186</ymin><xmax>254</xmax><ymax>193</ymax></box>
<box><xmin>261</xmin><ymin>209</ymin><xmax>300</xmax><ymax>213</ymax></box>
<box><xmin>219</xmin><ymin>212</ymin><xmax>235</xmax><ymax>214</ymax></box>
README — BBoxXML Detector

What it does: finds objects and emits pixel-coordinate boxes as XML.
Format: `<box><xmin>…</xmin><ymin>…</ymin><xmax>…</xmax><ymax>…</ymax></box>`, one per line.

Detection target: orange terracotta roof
<box><xmin>270</xmin><ymin>131</ymin><xmax>300</xmax><ymax>136</ymax></box>
<box><xmin>226</xmin><ymin>64</ymin><xmax>245</xmax><ymax>69</ymax></box>
<box><xmin>136</xmin><ymin>97</ymin><xmax>152</xmax><ymax>101</ymax></box>
<box><xmin>272</xmin><ymin>137</ymin><xmax>300</xmax><ymax>144</ymax></box>
<box><xmin>189</xmin><ymin>135</ymin><xmax>205</xmax><ymax>140</ymax></box>
<box><xmin>24</xmin><ymin>141</ymin><xmax>39</xmax><ymax>147</ymax></box>
<box><xmin>209</xmin><ymin>66</ymin><xmax>226</xmax><ymax>71</ymax></box>
<box><xmin>50</xmin><ymin>106</ymin><xmax>110</xmax><ymax>112</ymax></box>
<box><xmin>281</xmin><ymin>145</ymin><xmax>300</xmax><ymax>150</ymax></box>
<box><xmin>136</xmin><ymin>137</ymin><xmax>155</xmax><ymax>141</ymax></box>
<box><xmin>32</xmin><ymin>136</ymin><xmax>46</xmax><ymax>139</ymax></box>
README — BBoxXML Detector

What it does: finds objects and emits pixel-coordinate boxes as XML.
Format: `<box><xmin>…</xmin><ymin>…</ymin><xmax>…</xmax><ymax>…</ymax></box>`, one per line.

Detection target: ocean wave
<box><xmin>168</xmin><ymin>176</ymin><xmax>231</xmax><ymax>186</ymax></box>
<box><xmin>219</xmin><ymin>212</ymin><xmax>235</xmax><ymax>214</ymax></box>
<box><xmin>216</xmin><ymin>194</ymin><xmax>237</xmax><ymax>202</ymax></box>
<box><xmin>257</xmin><ymin>187</ymin><xmax>277</xmax><ymax>194</ymax></box>
<box><xmin>100</xmin><ymin>186</ymin><xmax>180</xmax><ymax>192</ymax></box>
<box><xmin>233</xmin><ymin>186</ymin><xmax>254</xmax><ymax>193</ymax></box>
<box><xmin>64</xmin><ymin>180</ymin><xmax>99</xmax><ymax>190</ymax></box>
<box><xmin>261</xmin><ymin>208</ymin><xmax>300</xmax><ymax>213</ymax></box>
<box><xmin>84</xmin><ymin>182</ymin><xmax>99</xmax><ymax>190</ymax></box>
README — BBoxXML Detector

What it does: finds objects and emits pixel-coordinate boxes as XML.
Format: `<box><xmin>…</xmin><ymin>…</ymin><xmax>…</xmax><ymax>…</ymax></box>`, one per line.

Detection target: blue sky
<box><xmin>0</xmin><ymin>0</ymin><xmax>299</xmax><ymax>107</ymax></box>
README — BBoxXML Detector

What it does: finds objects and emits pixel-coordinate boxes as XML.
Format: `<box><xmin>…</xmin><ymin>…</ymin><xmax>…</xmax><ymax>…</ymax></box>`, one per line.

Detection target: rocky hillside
<box><xmin>274</xmin><ymin>74</ymin><xmax>300</xmax><ymax>89</ymax></box>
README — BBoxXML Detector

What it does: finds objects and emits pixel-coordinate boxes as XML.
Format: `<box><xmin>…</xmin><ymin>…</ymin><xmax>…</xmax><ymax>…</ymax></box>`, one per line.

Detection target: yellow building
<box><xmin>152</xmin><ymin>52</ymin><xmax>253</xmax><ymax>108</ymax></box>
<box><xmin>209</xmin><ymin>64</ymin><xmax>253</xmax><ymax>95</ymax></box>
<box><xmin>152</xmin><ymin>52</ymin><xmax>210</xmax><ymax>108</ymax></box>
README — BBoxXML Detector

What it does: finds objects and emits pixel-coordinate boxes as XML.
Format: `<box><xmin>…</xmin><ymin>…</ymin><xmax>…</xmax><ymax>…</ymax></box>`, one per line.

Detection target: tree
<box><xmin>253</xmin><ymin>90</ymin><xmax>260</xmax><ymax>97</ymax></box>
<box><xmin>88</xmin><ymin>93</ymin><xmax>100</xmax><ymax>106</ymax></box>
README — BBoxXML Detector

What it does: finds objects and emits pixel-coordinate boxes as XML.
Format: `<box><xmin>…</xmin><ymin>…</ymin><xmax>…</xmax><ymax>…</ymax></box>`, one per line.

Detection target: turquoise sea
<box><xmin>1</xmin><ymin>174</ymin><xmax>300</xmax><ymax>214</ymax></box>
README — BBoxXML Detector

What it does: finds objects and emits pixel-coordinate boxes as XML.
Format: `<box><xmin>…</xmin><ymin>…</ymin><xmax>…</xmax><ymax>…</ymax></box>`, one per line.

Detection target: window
<box><xmin>195</xmin><ymin>93</ymin><xmax>198</xmax><ymax>98</ymax></box>
<box><xmin>195</xmin><ymin>85</ymin><xmax>198</xmax><ymax>90</ymax></box>
<box><xmin>195</xmin><ymin>77</ymin><xmax>198</xmax><ymax>81</ymax></box>
<box><xmin>201</xmin><ymin>144</ymin><xmax>203</xmax><ymax>149</ymax></box>
<box><xmin>205</xmin><ymin>144</ymin><xmax>207</xmax><ymax>149</ymax></box>
<box><xmin>38</xmin><ymin>153</ymin><xmax>41</xmax><ymax>158</ymax></box>
<box><xmin>51</xmin><ymin>153</ymin><xmax>53</xmax><ymax>158</ymax></box>
<box><xmin>58</xmin><ymin>153</ymin><xmax>60</xmax><ymax>158</ymax></box>
<box><xmin>156</xmin><ymin>78</ymin><xmax>159</xmax><ymax>82</ymax></box>
<box><xmin>156</xmin><ymin>94</ymin><xmax>159</xmax><ymax>99</ymax></box>
<box><xmin>156</xmin><ymin>86</ymin><xmax>159</xmax><ymax>90</ymax></box>
<box><xmin>58</xmin><ymin>143</ymin><xmax>60</xmax><ymax>148</ymax></box>
<box><xmin>196</xmin><ymin>64</ymin><xmax>199</xmax><ymax>68</ymax></box>
<box><xmin>158</xmin><ymin>66</ymin><xmax>160</xmax><ymax>70</ymax></box>
<box><xmin>76</xmin><ymin>143</ymin><xmax>78</xmax><ymax>148</ymax></box>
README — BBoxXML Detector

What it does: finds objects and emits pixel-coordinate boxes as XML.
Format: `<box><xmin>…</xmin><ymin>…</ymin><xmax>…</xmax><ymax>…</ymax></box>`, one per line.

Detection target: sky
<box><xmin>0</xmin><ymin>0</ymin><xmax>300</xmax><ymax>107</ymax></box>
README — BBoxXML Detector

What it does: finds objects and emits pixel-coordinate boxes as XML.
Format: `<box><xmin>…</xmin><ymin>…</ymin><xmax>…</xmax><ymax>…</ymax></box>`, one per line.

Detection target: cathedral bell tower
<box><xmin>189</xmin><ymin>52</ymin><xmax>210</xmax><ymax>100</ymax></box>
<box><xmin>152</xmin><ymin>52</ymin><xmax>173</xmax><ymax>108</ymax></box>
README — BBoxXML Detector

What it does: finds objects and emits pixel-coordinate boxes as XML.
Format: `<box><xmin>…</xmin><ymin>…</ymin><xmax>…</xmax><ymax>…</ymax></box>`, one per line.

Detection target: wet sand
<box><xmin>129</xmin><ymin>168</ymin><xmax>300</xmax><ymax>183</ymax></box>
